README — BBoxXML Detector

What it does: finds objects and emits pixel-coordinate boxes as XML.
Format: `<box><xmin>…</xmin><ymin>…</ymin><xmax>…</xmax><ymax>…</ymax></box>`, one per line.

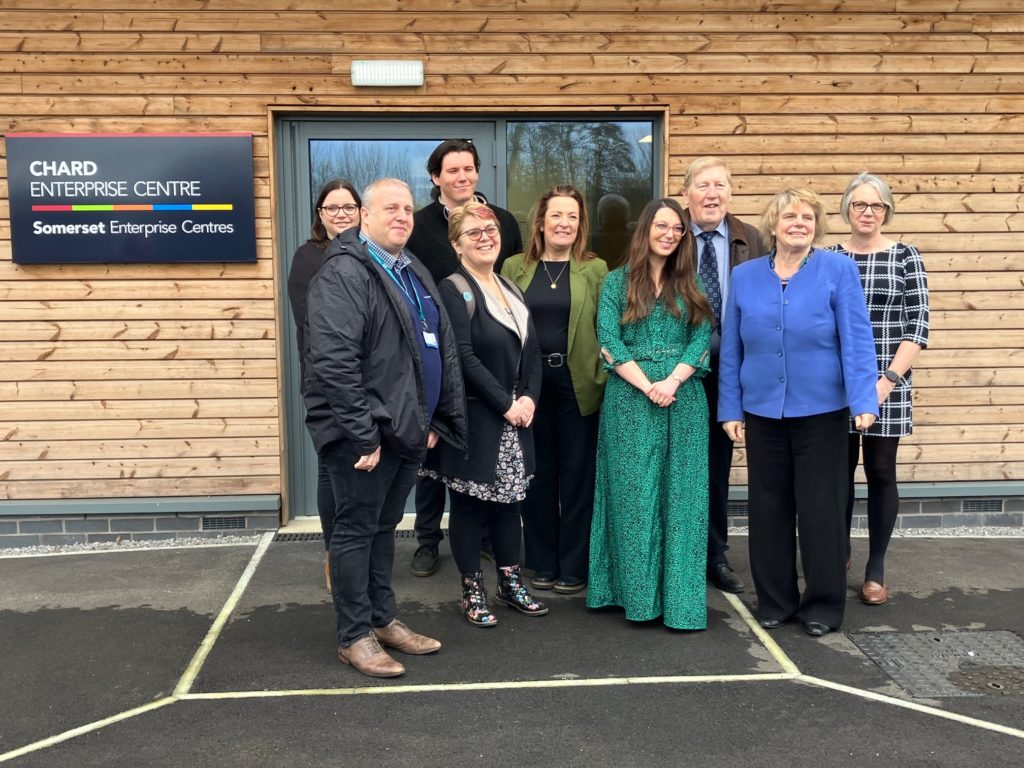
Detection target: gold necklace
<box><xmin>541</xmin><ymin>259</ymin><xmax>569</xmax><ymax>289</ymax></box>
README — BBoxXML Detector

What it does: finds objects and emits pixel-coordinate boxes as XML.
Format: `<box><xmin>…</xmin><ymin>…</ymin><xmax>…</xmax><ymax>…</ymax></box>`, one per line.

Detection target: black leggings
<box><xmin>448</xmin><ymin>489</ymin><xmax>522</xmax><ymax>576</ymax></box>
<box><xmin>847</xmin><ymin>434</ymin><xmax>901</xmax><ymax>584</ymax></box>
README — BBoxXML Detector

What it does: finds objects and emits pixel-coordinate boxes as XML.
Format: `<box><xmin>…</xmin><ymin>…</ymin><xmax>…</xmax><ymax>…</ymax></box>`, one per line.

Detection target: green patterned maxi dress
<box><xmin>587</xmin><ymin>267</ymin><xmax>712</xmax><ymax>629</ymax></box>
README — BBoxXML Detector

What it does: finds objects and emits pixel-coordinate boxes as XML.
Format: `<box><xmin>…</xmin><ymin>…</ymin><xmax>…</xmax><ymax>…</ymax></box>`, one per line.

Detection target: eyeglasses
<box><xmin>320</xmin><ymin>204</ymin><xmax>359</xmax><ymax>217</ymax></box>
<box><xmin>849</xmin><ymin>201</ymin><xmax>887</xmax><ymax>215</ymax></box>
<box><xmin>652</xmin><ymin>221</ymin><xmax>685</xmax><ymax>238</ymax></box>
<box><xmin>460</xmin><ymin>224</ymin><xmax>499</xmax><ymax>241</ymax></box>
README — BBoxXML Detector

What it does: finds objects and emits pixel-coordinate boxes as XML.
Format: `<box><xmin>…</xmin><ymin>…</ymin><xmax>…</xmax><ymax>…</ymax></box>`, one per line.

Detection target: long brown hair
<box><xmin>622</xmin><ymin>198</ymin><xmax>711</xmax><ymax>327</ymax></box>
<box><xmin>521</xmin><ymin>185</ymin><xmax>596</xmax><ymax>268</ymax></box>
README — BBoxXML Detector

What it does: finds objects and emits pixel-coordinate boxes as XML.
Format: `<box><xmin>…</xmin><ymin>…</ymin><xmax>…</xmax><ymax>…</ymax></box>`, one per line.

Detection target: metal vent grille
<box><xmin>962</xmin><ymin>499</ymin><xmax>1003</xmax><ymax>514</ymax></box>
<box><xmin>274</xmin><ymin>529</ymin><xmax>421</xmax><ymax>543</ymax></box>
<box><xmin>201</xmin><ymin>515</ymin><xmax>246</xmax><ymax>531</ymax></box>
<box><xmin>727</xmin><ymin>502</ymin><xmax>749</xmax><ymax>516</ymax></box>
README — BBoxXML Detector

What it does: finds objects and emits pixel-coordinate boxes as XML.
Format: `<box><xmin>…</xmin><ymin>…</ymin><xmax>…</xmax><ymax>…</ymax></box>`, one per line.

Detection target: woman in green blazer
<box><xmin>501</xmin><ymin>185</ymin><xmax>608</xmax><ymax>593</ymax></box>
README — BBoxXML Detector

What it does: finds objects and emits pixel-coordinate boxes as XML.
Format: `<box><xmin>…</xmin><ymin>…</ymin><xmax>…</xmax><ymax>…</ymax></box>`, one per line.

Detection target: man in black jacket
<box><xmin>304</xmin><ymin>178</ymin><xmax>467</xmax><ymax>679</ymax></box>
<box><xmin>684</xmin><ymin>156</ymin><xmax>765</xmax><ymax>595</ymax></box>
<box><xmin>406</xmin><ymin>139</ymin><xmax>523</xmax><ymax>577</ymax></box>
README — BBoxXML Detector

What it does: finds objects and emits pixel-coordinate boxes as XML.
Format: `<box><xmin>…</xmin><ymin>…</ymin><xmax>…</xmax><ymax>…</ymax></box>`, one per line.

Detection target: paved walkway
<box><xmin>1</xmin><ymin>535</ymin><xmax>1021</xmax><ymax>766</ymax></box>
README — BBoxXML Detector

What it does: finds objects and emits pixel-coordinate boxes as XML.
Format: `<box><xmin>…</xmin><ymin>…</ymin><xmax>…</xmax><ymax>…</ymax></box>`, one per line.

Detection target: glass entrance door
<box><xmin>276</xmin><ymin>115</ymin><xmax>658</xmax><ymax>521</ymax></box>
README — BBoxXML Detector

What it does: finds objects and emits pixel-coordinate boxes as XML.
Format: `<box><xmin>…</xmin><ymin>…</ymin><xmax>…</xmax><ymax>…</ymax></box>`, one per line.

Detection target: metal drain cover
<box><xmin>273</xmin><ymin>532</ymin><xmax>324</xmax><ymax>543</ymax></box>
<box><xmin>849</xmin><ymin>630</ymin><xmax>1024</xmax><ymax>698</ymax></box>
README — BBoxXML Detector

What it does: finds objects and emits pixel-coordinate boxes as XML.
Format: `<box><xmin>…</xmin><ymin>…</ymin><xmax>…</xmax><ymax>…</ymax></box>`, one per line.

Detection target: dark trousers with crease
<box><xmin>703</xmin><ymin>356</ymin><xmax>735</xmax><ymax>567</ymax></box>
<box><xmin>521</xmin><ymin>363</ymin><xmax>598</xmax><ymax>581</ymax></box>
<box><xmin>745</xmin><ymin>409</ymin><xmax>849</xmax><ymax>629</ymax></box>
<box><xmin>322</xmin><ymin>440</ymin><xmax>421</xmax><ymax>647</ymax></box>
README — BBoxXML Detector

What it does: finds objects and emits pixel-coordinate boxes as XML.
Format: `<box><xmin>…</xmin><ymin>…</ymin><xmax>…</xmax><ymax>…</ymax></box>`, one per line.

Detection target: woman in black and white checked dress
<box><xmin>828</xmin><ymin>172</ymin><xmax>929</xmax><ymax>606</ymax></box>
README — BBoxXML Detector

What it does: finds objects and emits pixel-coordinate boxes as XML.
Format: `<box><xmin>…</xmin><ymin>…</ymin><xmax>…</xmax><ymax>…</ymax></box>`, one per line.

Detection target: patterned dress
<box><xmin>827</xmin><ymin>243</ymin><xmax>929</xmax><ymax>437</ymax></box>
<box><xmin>587</xmin><ymin>268</ymin><xmax>712</xmax><ymax>629</ymax></box>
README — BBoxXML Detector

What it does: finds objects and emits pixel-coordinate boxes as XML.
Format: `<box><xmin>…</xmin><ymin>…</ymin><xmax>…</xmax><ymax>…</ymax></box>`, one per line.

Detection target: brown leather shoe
<box><xmin>337</xmin><ymin>634</ymin><xmax>405</xmax><ymax>678</ymax></box>
<box><xmin>860</xmin><ymin>581</ymin><xmax>888</xmax><ymax>605</ymax></box>
<box><xmin>374</xmin><ymin>618</ymin><xmax>442</xmax><ymax>655</ymax></box>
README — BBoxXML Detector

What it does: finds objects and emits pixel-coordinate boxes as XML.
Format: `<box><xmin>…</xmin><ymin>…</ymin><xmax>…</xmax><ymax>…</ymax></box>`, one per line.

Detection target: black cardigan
<box><xmin>424</xmin><ymin>267</ymin><xmax>542</xmax><ymax>484</ymax></box>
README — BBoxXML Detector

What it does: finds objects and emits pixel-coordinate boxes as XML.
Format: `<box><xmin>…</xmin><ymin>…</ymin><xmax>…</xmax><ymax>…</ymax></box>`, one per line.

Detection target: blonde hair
<box><xmin>447</xmin><ymin>200</ymin><xmax>498</xmax><ymax>244</ymax></box>
<box><xmin>758</xmin><ymin>187</ymin><xmax>828</xmax><ymax>251</ymax></box>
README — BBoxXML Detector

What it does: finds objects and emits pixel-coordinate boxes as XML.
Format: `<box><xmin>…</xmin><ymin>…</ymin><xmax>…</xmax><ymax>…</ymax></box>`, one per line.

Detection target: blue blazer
<box><xmin>718</xmin><ymin>248</ymin><xmax>879</xmax><ymax>422</ymax></box>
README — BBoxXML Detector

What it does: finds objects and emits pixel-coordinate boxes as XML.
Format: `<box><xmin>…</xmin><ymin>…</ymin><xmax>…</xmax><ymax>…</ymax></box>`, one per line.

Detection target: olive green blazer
<box><xmin>501</xmin><ymin>253</ymin><xmax>608</xmax><ymax>416</ymax></box>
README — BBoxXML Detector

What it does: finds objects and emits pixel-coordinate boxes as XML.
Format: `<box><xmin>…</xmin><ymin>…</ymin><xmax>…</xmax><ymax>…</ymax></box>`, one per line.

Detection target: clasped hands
<box><xmin>504</xmin><ymin>396</ymin><xmax>536</xmax><ymax>428</ymax></box>
<box><xmin>646</xmin><ymin>377</ymin><xmax>679</xmax><ymax>408</ymax></box>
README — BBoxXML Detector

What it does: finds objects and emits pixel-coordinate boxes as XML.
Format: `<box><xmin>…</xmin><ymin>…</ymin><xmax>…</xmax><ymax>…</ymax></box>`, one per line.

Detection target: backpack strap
<box><xmin>444</xmin><ymin>272</ymin><xmax>476</xmax><ymax>319</ymax></box>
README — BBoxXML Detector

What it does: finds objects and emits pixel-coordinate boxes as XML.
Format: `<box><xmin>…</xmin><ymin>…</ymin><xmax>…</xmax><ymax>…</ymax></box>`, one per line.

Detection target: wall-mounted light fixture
<box><xmin>350</xmin><ymin>60</ymin><xmax>425</xmax><ymax>87</ymax></box>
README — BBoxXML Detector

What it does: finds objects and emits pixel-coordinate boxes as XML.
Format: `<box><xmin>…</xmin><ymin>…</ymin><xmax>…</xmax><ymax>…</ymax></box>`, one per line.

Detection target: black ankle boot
<box><xmin>496</xmin><ymin>565</ymin><xmax>548</xmax><ymax>616</ymax></box>
<box><xmin>460</xmin><ymin>571</ymin><xmax>498</xmax><ymax>627</ymax></box>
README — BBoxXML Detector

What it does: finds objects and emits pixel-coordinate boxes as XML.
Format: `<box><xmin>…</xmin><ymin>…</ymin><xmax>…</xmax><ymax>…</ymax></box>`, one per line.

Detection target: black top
<box><xmin>524</xmin><ymin>262</ymin><xmax>570</xmax><ymax>355</ymax></box>
<box><xmin>423</xmin><ymin>267</ymin><xmax>542</xmax><ymax>484</ymax></box>
<box><xmin>286</xmin><ymin>239</ymin><xmax>331</xmax><ymax>388</ymax></box>
<box><xmin>407</xmin><ymin>197</ymin><xmax>523</xmax><ymax>284</ymax></box>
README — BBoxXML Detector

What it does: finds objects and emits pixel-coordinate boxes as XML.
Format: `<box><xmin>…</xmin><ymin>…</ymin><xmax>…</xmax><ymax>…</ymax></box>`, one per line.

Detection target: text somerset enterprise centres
<box><xmin>32</xmin><ymin>220</ymin><xmax>234</xmax><ymax>236</ymax></box>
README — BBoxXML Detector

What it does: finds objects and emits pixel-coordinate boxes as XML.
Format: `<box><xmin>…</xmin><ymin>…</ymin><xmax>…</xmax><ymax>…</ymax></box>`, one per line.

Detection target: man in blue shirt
<box><xmin>684</xmin><ymin>157</ymin><xmax>764</xmax><ymax>595</ymax></box>
<box><xmin>304</xmin><ymin>178</ymin><xmax>467</xmax><ymax>678</ymax></box>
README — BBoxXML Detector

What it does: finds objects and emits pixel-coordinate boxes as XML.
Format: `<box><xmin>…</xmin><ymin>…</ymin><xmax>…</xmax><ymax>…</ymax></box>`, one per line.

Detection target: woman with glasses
<box><xmin>587</xmin><ymin>198</ymin><xmax>713</xmax><ymax>630</ymax></box>
<box><xmin>287</xmin><ymin>179</ymin><xmax>362</xmax><ymax>589</ymax></box>
<box><xmin>827</xmin><ymin>173</ymin><xmax>929</xmax><ymax>606</ymax></box>
<box><xmin>501</xmin><ymin>185</ymin><xmax>608</xmax><ymax>595</ymax></box>
<box><xmin>421</xmin><ymin>201</ymin><xmax>546</xmax><ymax>626</ymax></box>
<box><xmin>718</xmin><ymin>188</ymin><xmax>878</xmax><ymax>637</ymax></box>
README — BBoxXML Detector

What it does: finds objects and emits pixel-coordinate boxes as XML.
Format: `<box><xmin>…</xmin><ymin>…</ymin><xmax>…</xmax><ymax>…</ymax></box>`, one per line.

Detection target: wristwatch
<box><xmin>883</xmin><ymin>369</ymin><xmax>901</xmax><ymax>383</ymax></box>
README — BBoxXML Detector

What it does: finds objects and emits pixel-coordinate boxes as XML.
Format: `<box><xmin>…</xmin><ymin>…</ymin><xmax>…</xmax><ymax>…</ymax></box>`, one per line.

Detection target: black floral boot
<box><xmin>461</xmin><ymin>571</ymin><xmax>498</xmax><ymax>627</ymax></box>
<box><xmin>496</xmin><ymin>565</ymin><xmax>549</xmax><ymax>616</ymax></box>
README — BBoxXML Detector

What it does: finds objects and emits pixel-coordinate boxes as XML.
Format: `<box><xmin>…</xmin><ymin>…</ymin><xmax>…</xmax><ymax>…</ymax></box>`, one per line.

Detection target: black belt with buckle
<box><xmin>543</xmin><ymin>352</ymin><xmax>567</xmax><ymax>368</ymax></box>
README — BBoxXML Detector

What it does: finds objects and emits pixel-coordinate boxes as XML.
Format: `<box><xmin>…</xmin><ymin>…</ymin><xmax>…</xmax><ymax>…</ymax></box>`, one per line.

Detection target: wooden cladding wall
<box><xmin>1</xmin><ymin>2</ymin><xmax>1022</xmax><ymax>501</ymax></box>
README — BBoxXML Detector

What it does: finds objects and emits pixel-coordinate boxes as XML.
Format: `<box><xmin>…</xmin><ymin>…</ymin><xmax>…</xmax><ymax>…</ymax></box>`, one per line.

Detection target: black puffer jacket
<box><xmin>303</xmin><ymin>228</ymin><xmax>468</xmax><ymax>458</ymax></box>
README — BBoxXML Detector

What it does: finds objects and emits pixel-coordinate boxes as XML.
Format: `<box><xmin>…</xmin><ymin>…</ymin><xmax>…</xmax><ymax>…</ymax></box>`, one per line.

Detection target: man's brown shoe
<box><xmin>860</xmin><ymin>581</ymin><xmax>889</xmax><ymax>605</ymax></box>
<box><xmin>374</xmin><ymin>618</ymin><xmax>442</xmax><ymax>655</ymax></box>
<box><xmin>337</xmin><ymin>634</ymin><xmax>405</xmax><ymax>678</ymax></box>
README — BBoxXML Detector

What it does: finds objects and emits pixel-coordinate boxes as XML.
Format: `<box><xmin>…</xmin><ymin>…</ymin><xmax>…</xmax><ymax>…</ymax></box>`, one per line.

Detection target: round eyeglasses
<box><xmin>460</xmin><ymin>224</ymin><xmax>500</xmax><ymax>241</ymax></box>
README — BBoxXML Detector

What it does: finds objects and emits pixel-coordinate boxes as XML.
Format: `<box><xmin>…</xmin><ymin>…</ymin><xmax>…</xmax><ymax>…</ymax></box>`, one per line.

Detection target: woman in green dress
<box><xmin>587</xmin><ymin>198</ymin><xmax>713</xmax><ymax>630</ymax></box>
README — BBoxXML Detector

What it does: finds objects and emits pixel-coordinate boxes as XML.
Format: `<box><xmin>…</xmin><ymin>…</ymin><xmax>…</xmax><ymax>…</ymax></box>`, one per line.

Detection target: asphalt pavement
<box><xmin>1</xmin><ymin>534</ymin><xmax>1021</xmax><ymax>767</ymax></box>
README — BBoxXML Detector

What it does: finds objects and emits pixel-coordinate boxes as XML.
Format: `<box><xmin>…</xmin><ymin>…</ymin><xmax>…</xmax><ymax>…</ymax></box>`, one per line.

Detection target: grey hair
<box><xmin>682</xmin><ymin>156</ymin><xmax>732</xmax><ymax>192</ymax></box>
<box><xmin>361</xmin><ymin>178</ymin><xmax>412</xmax><ymax>210</ymax></box>
<box><xmin>839</xmin><ymin>172</ymin><xmax>895</xmax><ymax>225</ymax></box>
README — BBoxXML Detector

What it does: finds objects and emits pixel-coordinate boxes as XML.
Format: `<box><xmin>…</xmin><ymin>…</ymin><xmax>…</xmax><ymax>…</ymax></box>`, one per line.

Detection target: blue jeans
<box><xmin>322</xmin><ymin>441</ymin><xmax>421</xmax><ymax>647</ymax></box>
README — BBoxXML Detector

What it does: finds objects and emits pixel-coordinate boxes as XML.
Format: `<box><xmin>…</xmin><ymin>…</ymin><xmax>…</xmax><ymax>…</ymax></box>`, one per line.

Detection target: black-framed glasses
<box><xmin>460</xmin><ymin>224</ymin><xmax>499</xmax><ymax>241</ymax></box>
<box><xmin>849</xmin><ymin>201</ymin><xmax>887</xmax><ymax>215</ymax></box>
<box><xmin>320</xmin><ymin>204</ymin><xmax>359</xmax><ymax>216</ymax></box>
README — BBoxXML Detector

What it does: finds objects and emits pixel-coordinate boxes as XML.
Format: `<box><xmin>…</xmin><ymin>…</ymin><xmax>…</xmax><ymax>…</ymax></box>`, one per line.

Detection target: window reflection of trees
<box><xmin>507</xmin><ymin>121</ymin><xmax>653</xmax><ymax>269</ymax></box>
<box><xmin>309</xmin><ymin>140</ymin><xmax>439</xmax><ymax>209</ymax></box>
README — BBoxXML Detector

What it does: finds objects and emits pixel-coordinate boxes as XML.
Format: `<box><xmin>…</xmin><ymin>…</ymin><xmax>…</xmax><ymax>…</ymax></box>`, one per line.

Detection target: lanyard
<box><xmin>368</xmin><ymin>251</ymin><xmax>427</xmax><ymax>330</ymax></box>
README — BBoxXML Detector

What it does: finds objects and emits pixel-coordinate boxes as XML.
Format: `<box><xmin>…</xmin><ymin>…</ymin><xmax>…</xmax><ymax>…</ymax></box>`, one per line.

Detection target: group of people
<box><xmin>288</xmin><ymin>140</ymin><xmax>929</xmax><ymax>679</ymax></box>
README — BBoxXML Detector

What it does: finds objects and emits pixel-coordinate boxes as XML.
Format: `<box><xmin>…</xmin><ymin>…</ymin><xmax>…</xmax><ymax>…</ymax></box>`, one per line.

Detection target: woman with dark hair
<box><xmin>828</xmin><ymin>172</ymin><xmax>929</xmax><ymax>606</ymax></box>
<box><xmin>587</xmin><ymin>198</ymin><xmax>713</xmax><ymax>630</ymax></box>
<box><xmin>286</xmin><ymin>178</ymin><xmax>362</xmax><ymax>587</ymax></box>
<box><xmin>421</xmin><ymin>201</ymin><xmax>546</xmax><ymax>627</ymax></box>
<box><xmin>502</xmin><ymin>185</ymin><xmax>607</xmax><ymax>594</ymax></box>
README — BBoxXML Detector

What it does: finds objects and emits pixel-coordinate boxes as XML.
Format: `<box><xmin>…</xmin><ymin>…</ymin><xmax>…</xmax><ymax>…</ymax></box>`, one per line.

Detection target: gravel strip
<box><xmin>0</xmin><ymin>533</ymin><xmax>264</xmax><ymax>559</ymax></box>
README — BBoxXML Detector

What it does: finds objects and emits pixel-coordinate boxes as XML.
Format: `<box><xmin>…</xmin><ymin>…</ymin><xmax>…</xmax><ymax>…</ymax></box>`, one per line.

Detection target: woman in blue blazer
<box><xmin>718</xmin><ymin>188</ymin><xmax>878</xmax><ymax>637</ymax></box>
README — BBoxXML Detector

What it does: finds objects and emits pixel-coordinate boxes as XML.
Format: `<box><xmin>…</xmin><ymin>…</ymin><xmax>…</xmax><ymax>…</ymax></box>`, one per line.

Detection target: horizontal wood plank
<box><xmin>0</xmin><ymin>436</ymin><xmax>279</xmax><ymax>461</ymax></box>
<box><xmin>0</xmin><ymin>418</ymin><xmax>279</xmax><ymax>440</ymax></box>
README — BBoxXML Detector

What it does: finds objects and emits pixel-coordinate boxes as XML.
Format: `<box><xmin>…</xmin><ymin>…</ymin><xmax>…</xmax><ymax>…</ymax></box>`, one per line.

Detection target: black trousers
<box><xmin>746</xmin><ymin>409</ymin><xmax>849</xmax><ymax>629</ymax></box>
<box><xmin>448</xmin><ymin>490</ymin><xmax>522</xmax><ymax>576</ymax></box>
<box><xmin>413</xmin><ymin>474</ymin><xmax>447</xmax><ymax>549</ymax></box>
<box><xmin>316</xmin><ymin>456</ymin><xmax>334</xmax><ymax>550</ymax></box>
<box><xmin>322</xmin><ymin>440</ymin><xmax>421</xmax><ymax>646</ymax></box>
<box><xmin>521</xmin><ymin>363</ymin><xmax>598</xmax><ymax>580</ymax></box>
<box><xmin>703</xmin><ymin>356</ymin><xmax>735</xmax><ymax>567</ymax></box>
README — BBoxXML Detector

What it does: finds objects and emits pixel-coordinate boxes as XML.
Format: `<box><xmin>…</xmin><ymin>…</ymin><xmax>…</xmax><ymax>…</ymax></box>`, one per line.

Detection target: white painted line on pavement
<box><xmin>173</xmin><ymin>530</ymin><xmax>275</xmax><ymax>696</ymax></box>
<box><xmin>0</xmin><ymin>697</ymin><xmax>177</xmax><ymax>764</ymax></box>
<box><xmin>180</xmin><ymin>672</ymin><xmax>799</xmax><ymax>699</ymax></box>
<box><xmin>721</xmin><ymin>591</ymin><xmax>801</xmax><ymax>676</ymax></box>
<box><xmin>800</xmin><ymin>675</ymin><xmax>1024</xmax><ymax>741</ymax></box>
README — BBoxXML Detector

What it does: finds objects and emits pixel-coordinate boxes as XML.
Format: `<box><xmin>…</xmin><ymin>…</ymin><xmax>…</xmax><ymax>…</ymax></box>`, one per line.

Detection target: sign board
<box><xmin>5</xmin><ymin>133</ymin><xmax>257</xmax><ymax>264</ymax></box>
